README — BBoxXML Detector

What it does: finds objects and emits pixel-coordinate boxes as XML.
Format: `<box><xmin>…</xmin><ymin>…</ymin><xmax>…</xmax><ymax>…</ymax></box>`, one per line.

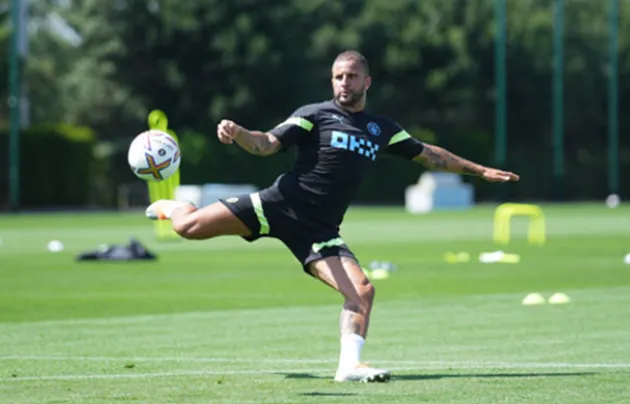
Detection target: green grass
<box><xmin>1</xmin><ymin>203</ymin><xmax>630</xmax><ymax>403</ymax></box>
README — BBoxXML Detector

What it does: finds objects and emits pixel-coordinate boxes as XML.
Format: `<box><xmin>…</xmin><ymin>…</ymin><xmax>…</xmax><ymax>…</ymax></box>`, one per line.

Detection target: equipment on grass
<box><xmin>522</xmin><ymin>293</ymin><xmax>545</xmax><ymax>306</ymax></box>
<box><xmin>478</xmin><ymin>250</ymin><xmax>520</xmax><ymax>264</ymax></box>
<box><xmin>493</xmin><ymin>203</ymin><xmax>546</xmax><ymax>245</ymax></box>
<box><xmin>444</xmin><ymin>252</ymin><xmax>471</xmax><ymax>263</ymax></box>
<box><xmin>47</xmin><ymin>240</ymin><xmax>64</xmax><ymax>252</ymax></box>
<box><xmin>76</xmin><ymin>237</ymin><xmax>157</xmax><ymax>261</ymax></box>
<box><xmin>369</xmin><ymin>269</ymin><xmax>390</xmax><ymax>280</ymax></box>
<box><xmin>363</xmin><ymin>260</ymin><xmax>397</xmax><ymax>279</ymax></box>
<box><xmin>145</xmin><ymin>110</ymin><xmax>181</xmax><ymax>240</ymax></box>
<box><xmin>548</xmin><ymin>292</ymin><xmax>571</xmax><ymax>304</ymax></box>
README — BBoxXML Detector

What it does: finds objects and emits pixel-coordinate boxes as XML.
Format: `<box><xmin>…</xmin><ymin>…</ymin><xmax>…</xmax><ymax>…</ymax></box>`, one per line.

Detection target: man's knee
<box><xmin>347</xmin><ymin>282</ymin><xmax>375</xmax><ymax>311</ymax></box>
<box><xmin>172</xmin><ymin>214</ymin><xmax>215</xmax><ymax>240</ymax></box>
<box><xmin>172</xmin><ymin>219</ymin><xmax>196</xmax><ymax>239</ymax></box>
<box><xmin>360</xmin><ymin>282</ymin><xmax>375</xmax><ymax>306</ymax></box>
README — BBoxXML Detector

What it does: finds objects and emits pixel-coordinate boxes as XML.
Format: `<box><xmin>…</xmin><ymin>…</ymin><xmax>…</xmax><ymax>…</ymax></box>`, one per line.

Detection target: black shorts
<box><xmin>219</xmin><ymin>188</ymin><xmax>357</xmax><ymax>272</ymax></box>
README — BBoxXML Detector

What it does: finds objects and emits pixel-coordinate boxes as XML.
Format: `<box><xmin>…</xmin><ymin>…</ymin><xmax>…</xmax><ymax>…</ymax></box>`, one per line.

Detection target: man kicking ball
<box><xmin>147</xmin><ymin>50</ymin><xmax>520</xmax><ymax>382</ymax></box>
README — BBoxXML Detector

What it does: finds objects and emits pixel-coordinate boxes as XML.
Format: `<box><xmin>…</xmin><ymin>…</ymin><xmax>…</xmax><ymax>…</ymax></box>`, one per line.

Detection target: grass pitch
<box><xmin>1</xmin><ymin>203</ymin><xmax>629</xmax><ymax>403</ymax></box>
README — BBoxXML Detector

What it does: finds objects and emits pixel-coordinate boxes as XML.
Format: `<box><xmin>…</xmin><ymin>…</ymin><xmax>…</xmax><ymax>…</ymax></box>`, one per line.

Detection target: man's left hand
<box><xmin>481</xmin><ymin>168</ymin><xmax>520</xmax><ymax>183</ymax></box>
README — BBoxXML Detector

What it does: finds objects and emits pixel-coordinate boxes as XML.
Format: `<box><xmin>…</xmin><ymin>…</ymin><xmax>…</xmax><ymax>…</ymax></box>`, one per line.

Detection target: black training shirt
<box><xmin>268</xmin><ymin>99</ymin><xmax>424</xmax><ymax>228</ymax></box>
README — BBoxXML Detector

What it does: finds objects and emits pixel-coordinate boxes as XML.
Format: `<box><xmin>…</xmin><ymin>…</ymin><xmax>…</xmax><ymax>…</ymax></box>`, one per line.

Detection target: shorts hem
<box><xmin>302</xmin><ymin>247</ymin><xmax>358</xmax><ymax>275</ymax></box>
<box><xmin>218</xmin><ymin>199</ymin><xmax>259</xmax><ymax>242</ymax></box>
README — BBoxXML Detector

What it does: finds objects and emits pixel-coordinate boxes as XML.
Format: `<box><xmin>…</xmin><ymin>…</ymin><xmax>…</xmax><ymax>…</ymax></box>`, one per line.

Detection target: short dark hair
<box><xmin>334</xmin><ymin>50</ymin><xmax>370</xmax><ymax>75</ymax></box>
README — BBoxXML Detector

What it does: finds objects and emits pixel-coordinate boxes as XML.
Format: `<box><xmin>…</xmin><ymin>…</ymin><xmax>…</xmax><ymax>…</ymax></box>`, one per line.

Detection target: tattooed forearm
<box><xmin>414</xmin><ymin>144</ymin><xmax>485</xmax><ymax>176</ymax></box>
<box><xmin>234</xmin><ymin>131</ymin><xmax>280</xmax><ymax>156</ymax></box>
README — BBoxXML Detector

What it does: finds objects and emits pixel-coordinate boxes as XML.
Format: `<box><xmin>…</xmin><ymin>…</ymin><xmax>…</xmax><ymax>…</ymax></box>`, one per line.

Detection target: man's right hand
<box><xmin>217</xmin><ymin>119</ymin><xmax>245</xmax><ymax>145</ymax></box>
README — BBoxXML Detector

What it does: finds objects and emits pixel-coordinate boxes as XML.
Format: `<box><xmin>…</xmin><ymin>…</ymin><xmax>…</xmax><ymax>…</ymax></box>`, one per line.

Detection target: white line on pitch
<box><xmin>2</xmin><ymin>356</ymin><xmax>630</xmax><ymax>369</ymax></box>
<box><xmin>2</xmin><ymin>368</ymin><xmax>331</xmax><ymax>382</ymax></box>
<box><xmin>2</xmin><ymin>362</ymin><xmax>625</xmax><ymax>383</ymax></box>
<box><xmin>0</xmin><ymin>356</ymin><xmax>334</xmax><ymax>364</ymax></box>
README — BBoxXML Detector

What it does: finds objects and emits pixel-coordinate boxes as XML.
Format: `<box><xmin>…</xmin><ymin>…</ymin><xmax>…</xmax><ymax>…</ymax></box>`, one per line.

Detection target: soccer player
<box><xmin>147</xmin><ymin>50</ymin><xmax>519</xmax><ymax>382</ymax></box>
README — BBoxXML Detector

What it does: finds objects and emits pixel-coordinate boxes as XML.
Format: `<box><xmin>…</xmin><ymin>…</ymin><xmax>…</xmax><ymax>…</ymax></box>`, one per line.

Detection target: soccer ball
<box><xmin>127</xmin><ymin>130</ymin><xmax>181</xmax><ymax>181</ymax></box>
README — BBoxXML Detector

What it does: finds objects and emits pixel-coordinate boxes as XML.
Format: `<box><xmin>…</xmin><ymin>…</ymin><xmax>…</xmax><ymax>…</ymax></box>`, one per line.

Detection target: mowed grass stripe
<box><xmin>1</xmin><ymin>206</ymin><xmax>629</xmax><ymax>403</ymax></box>
<box><xmin>0</xmin><ymin>204</ymin><xmax>629</xmax><ymax>256</ymax></box>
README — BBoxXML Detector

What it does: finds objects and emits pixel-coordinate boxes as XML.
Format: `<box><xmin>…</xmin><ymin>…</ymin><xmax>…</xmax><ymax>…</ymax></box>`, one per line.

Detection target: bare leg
<box><xmin>307</xmin><ymin>256</ymin><xmax>389</xmax><ymax>382</ymax></box>
<box><xmin>150</xmin><ymin>200</ymin><xmax>252</xmax><ymax>240</ymax></box>
<box><xmin>307</xmin><ymin>256</ymin><xmax>374</xmax><ymax>338</ymax></box>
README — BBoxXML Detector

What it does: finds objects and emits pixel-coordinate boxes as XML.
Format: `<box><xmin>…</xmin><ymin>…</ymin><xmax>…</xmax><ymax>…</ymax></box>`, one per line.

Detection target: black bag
<box><xmin>76</xmin><ymin>238</ymin><xmax>157</xmax><ymax>261</ymax></box>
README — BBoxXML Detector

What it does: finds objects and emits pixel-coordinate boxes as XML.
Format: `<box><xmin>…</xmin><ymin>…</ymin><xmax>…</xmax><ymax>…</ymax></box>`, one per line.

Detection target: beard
<box><xmin>334</xmin><ymin>88</ymin><xmax>366</xmax><ymax>107</ymax></box>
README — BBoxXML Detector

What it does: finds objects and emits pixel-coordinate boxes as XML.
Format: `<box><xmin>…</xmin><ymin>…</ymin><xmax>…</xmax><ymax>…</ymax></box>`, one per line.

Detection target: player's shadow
<box><xmin>282</xmin><ymin>372</ymin><xmax>328</xmax><ymax>380</ymax></box>
<box><xmin>280</xmin><ymin>375</ymin><xmax>359</xmax><ymax>397</ymax></box>
<box><xmin>299</xmin><ymin>392</ymin><xmax>359</xmax><ymax>397</ymax></box>
<box><xmin>282</xmin><ymin>371</ymin><xmax>595</xmax><ymax>381</ymax></box>
<box><xmin>395</xmin><ymin>371</ymin><xmax>596</xmax><ymax>381</ymax></box>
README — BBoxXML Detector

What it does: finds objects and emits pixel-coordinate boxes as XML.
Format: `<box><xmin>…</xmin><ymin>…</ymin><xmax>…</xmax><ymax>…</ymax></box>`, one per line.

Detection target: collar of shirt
<box><xmin>329</xmin><ymin>99</ymin><xmax>366</xmax><ymax>117</ymax></box>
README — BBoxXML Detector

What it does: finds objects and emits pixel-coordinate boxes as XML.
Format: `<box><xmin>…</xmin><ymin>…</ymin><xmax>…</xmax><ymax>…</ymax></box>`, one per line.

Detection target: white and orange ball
<box><xmin>127</xmin><ymin>130</ymin><xmax>180</xmax><ymax>182</ymax></box>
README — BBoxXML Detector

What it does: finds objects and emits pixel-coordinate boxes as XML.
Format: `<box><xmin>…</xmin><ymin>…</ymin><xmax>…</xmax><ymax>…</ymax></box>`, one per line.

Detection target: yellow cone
<box><xmin>456</xmin><ymin>252</ymin><xmax>470</xmax><ymax>262</ymax></box>
<box><xmin>522</xmin><ymin>293</ymin><xmax>545</xmax><ymax>306</ymax></box>
<box><xmin>444</xmin><ymin>252</ymin><xmax>470</xmax><ymax>263</ymax></box>
<box><xmin>499</xmin><ymin>253</ymin><xmax>521</xmax><ymax>264</ymax></box>
<box><xmin>370</xmin><ymin>268</ymin><xmax>390</xmax><ymax>280</ymax></box>
<box><xmin>548</xmin><ymin>292</ymin><xmax>571</xmax><ymax>304</ymax></box>
<box><xmin>444</xmin><ymin>252</ymin><xmax>458</xmax><ymax>263</ymax></box>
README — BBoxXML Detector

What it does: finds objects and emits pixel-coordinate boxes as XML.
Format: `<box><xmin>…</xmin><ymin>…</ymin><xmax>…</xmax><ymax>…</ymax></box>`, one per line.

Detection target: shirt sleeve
<box><xmin>385</xmin><ymin>125</ymin><xmax>425</xmax><ymax>160</ymax></box>
<box><xmin>269</xmin><ymin>105</ymin><xmax>317</xmax><ymax>150</ymax></box>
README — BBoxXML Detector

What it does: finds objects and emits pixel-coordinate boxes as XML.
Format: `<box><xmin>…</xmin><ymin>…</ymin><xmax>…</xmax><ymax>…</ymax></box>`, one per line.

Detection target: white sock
<box><xmin>337</xmin><ymin>333</ymin><xmax>365</xmax><ymax>372</ymax></box>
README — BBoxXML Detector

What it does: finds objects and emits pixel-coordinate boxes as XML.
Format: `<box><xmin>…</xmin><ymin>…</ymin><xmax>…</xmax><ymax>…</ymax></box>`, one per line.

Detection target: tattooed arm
<box><xmin>414</xmin><ymin>144</ymin><xmax>520</xmax><ymax>182</ymax></box>
<box><xmin>413</xmin><ymin>144</ymin><xmax>485</xmax><ymax>175</ymax></box>
<box><xmin>233</xmin><ymin>130</ymin><xmax>282</xmax><ymax>156</ymax></box>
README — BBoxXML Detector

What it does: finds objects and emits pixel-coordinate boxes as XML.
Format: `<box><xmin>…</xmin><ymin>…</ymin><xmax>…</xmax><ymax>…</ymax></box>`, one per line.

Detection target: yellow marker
<box><xmin>522</xmin><ymin>293</ymin><xmax>545</xmax><ymax>306</ymax></box>
<box><xmin>548</xmin><ymin>293</ymin><xmax>571</xmax><ymax>304</ymax></box>
<box><xmin>370</xmin><ymin>269</ymin><xmax>390</xmax><ymax>280</ymax></box>
<box><xmin>444</xmin><ymin>252</ymin><xmax>459</xmax><ymax>264</ymax></box>
<box><xmin>493</xmin><ymin>203</ymin><xmax>546</xmax><ymax>246</ymax></box>
<box><xmin>499</xmin><ymin>253</ymin><xmax>521</xmax><ymax>264</ymax></box>
<box><xmin>444</xmin><ymin>252</ymin><xmax>470</xmax><ymax>264</ymax></box>
<box><xmin>147</xmin><ymin>109</ymin><xmax>181</xmax><ymax>241</ymax></box>
<box><xmin>456</xmin><ymin>252</ymin><xmax>470</xmax><ymax>262</ymax></box>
